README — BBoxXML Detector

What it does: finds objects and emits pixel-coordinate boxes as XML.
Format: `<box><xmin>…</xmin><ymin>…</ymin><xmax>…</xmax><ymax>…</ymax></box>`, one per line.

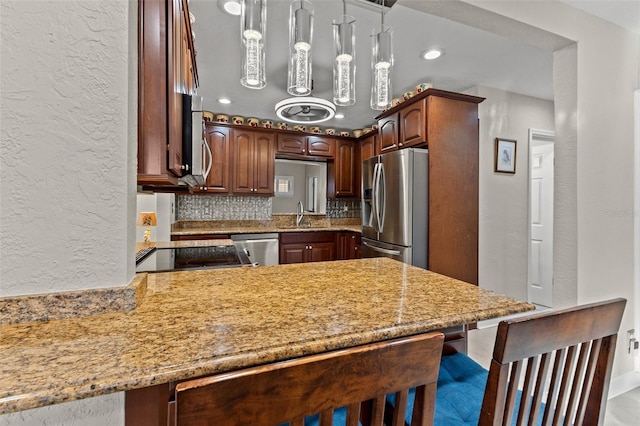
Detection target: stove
<box><xmin>135</xmin><ymin>245</ymin><xmax>253</xmax><ymax>273</ymax></box>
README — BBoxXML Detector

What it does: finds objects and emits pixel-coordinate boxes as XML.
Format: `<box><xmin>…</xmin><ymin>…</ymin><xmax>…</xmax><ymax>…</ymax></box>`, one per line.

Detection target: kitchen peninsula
<box><xmin>0</xmin><ymin>258</ymin><xmax>533</xmax><ymax>422</ymax></box>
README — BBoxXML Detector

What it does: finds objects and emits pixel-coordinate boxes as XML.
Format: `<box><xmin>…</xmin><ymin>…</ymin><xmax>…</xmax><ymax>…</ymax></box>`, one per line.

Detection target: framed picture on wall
<box><xmin>494</xmin><ymin>138</ymin><xmax>517</xmax><ymax>174</ymax></box>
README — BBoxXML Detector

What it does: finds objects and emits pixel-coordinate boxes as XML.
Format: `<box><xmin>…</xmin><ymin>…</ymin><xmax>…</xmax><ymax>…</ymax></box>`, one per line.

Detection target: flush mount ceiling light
<box><xmin>218</xmin><ymin>98</ymin><xmax>231</xmax><ymax>104</ymax></box>
<box><xmin>422</xmin><ymin>49</ymin><xmax>443</xmax><ymax>60</ymax></box>
<box><xmin>275</xmin><ymin>97</ymin><xmax>336</xmax><ymax>124</ymax></box>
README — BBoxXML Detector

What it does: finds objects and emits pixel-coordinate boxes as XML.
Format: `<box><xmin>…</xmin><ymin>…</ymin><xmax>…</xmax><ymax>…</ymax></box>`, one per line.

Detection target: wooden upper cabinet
<box><xmin>378</xmin><ymin>114</ymin><xmax>399</xmax><ymax>154</ymax></box>
<box><xmin>200</xmin><ymin>125</ymin><xmax>230</xmax><ymax>193</ymax></box>
<box><xmin>253</xmin><ymin>132</ymin><xmax>275</xmax><ymax>194</ymax></box>
<box><xmin>276</xmin><ymin>134</ymin><xmax>335</xmax><ymax>159</ymax></box>
<box><xmin>356</xmin><ymin>133</ymin><xmax>377</xmax><ymax>198</ymax></box>
<box><xmin>307</xmin><ymin>136</ymin><xmax>335</xmax><ymax>157</ymax></box>
<box><xmin>137</xmin><ymin>0</ymin><xmax>198</xmax><ymax>186</ymax></box>
<box><xmin>231</xmin><ymin>129</ymin><xmax>275</xmax><ymax>195</ymax></box>
<box><xmin>328</xmin><ymin>139</ymin><xmax>356</xmax><ymax>198</ymax></box>
<box><xmin>399</xmin><ymin>99</ymin><xmax>426</xmax><ymax>148</ymax></box>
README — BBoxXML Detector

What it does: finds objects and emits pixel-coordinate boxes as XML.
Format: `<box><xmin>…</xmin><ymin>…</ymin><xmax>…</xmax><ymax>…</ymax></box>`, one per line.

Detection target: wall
<box><xmin>136</xmin><ymin>193</ymin><xmax>174</xmax><ymax>242</ymax></box>
<box><xmin>0</xmin><ymin>0</ymin><xmax>135</xmax><ymax>424</ymax></box>
<box><xmin>466</xmin><ymin>86</ymin><xmax>555</xmax><ymax>302</ymax></box>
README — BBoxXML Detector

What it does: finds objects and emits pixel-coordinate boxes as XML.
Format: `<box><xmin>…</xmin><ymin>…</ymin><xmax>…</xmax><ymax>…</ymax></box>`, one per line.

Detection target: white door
<box><xmin>529</xmin><ymin>131</ymin><xmax>554</xmax><ymax>307</ymax></box>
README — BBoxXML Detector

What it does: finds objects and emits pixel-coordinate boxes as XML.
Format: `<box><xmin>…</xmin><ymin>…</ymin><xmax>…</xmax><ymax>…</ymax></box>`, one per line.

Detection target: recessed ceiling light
<box><xmin>334</xmin><ymin>113</ymin><xmax>344</xmax><ymax>119</ymax></box>
<box><xmin>422</xmin><ymin>49</ymin><xmax>443</xmax><ymax>60</ymax></box>
<box><xmin>218</xmin><ymin>98</ymin><xmax>231</xmax><ymax>104</ymax></box>
<box><xmin>219</xmin><ymin>0</ymin><xmax>241</xmax><ymax>16</ymax></box>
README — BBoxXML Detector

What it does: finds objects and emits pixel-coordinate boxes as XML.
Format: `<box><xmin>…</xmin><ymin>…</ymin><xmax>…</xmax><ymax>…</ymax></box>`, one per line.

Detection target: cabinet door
<box><xmin>378</xmin><ymin>114</ymin><xmax>398</xmax><ymax>153</ymax></box>
<box><xmin>334</xmin><ymin>140</ymin><xmax>356</xmax><ymax>197</ymax></box>
<box><xmin>280</xmin><ymin>244</ymin><xmax>306</xmax><ymax>264</ymax></box>
<box><xmin>400</xmin><ymin>99</ymin><xmax>426</xmax><ymax>148</ymax></box>
<box><xmin>253</xmin><ymin>132</ymin><xmax>275</xmax><ymax>195</ymax></box>
<box><xmin>276</xmin><ymin>134</ymin><xmax>306</xmax><ymax>155</ymax></box>
<box><xmin>231</xmin><ymin>129</ymin><xmax>255</xmax><ymax>194</ymax></box>
<box><xmin>202</xmin><ymin>125</ymin><xmax>230</xmax><ymax>193</ymax></box>
<box><xmin>307</xmin><ymin>136</ymin><xmax>335</xmax><ymax>158</ymax></box>
<box><xmin>357</xmin><ymin>134</ymin><xmax>377</xmax><ymax>198</ymax></box>
<box><xmin>307</xmin><ymin>242</ymin><xmax>335</xmax><ymax>262</ymax></box>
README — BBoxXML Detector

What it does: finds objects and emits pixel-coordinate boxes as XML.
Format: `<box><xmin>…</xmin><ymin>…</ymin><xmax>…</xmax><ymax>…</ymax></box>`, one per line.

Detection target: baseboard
<box><xmin>609</xmin><ymin>371</ymin><xmax>640</xmax><ymax>399</ymax></box>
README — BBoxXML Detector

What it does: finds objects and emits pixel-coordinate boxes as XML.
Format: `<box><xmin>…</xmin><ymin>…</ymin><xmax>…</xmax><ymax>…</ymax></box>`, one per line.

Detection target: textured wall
<box><xmin>0</xmin><ymin>0</ymin><xmax>133</xmax><ymax>296</ymax></box>
<box><xmin>0</xmin><ymin>0</ymin><xmax>134</xmax><ymax>424</ymax></box>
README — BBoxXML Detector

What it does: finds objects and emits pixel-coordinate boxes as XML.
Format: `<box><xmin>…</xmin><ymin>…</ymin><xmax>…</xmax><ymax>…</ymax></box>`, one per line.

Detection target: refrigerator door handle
<box><xmin>372</xmin><ymin>163</ymin><xmax>380</xmax><ymax>232</ymax></box>
<box><xmin>378</xmin><ymin>163</ymin><xmax>386</xmax><ymax>233</ymax></box>
<box><xmin>363</xmin><ymin>240</ymin><xmax>401</xmax><ymax>255</ymax></box>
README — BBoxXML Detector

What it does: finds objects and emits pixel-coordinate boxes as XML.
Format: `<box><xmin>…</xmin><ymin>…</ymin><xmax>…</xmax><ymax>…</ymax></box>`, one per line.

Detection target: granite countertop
<box><xmin>0</xmin><ymin>258</ymin><xmax>533</xmax><ymax>414</ymax></box>
<box><xmin>170</xmin><ymin>218</ymin><xmax>362</xmax><ymax>236</ymax></box>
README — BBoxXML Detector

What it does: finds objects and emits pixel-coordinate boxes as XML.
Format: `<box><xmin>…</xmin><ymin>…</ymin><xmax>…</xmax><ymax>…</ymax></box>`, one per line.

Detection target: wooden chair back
<box><xmin>174</xmin><ymin>332</ymin><xmax>444</xmax><ymax>426</ymax></box>
<box><xmin>479</xmin><ymin>298</ymin><xmax>626</xmax><ymax>426</ymax></box>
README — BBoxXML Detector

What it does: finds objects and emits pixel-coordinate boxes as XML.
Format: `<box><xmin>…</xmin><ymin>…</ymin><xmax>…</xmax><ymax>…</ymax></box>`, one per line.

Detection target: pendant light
<box><xmin>287</xmin><ymin>0</ymin><xmax>313</xmax><ymax>96</ymax></box>
<box><xmin>370</xmin><ymin>0</ymin><xmax>393</xmax><ymax>110</ymax></box>
<box><xmin>333</xmin><ymin>0</ymin><xmax>356</xmax><ymax>106</ymax></box>
<box><xmin>240</xmin><ymin>0</ymin><xmax>266</xmax><ymax>89</ymax></box>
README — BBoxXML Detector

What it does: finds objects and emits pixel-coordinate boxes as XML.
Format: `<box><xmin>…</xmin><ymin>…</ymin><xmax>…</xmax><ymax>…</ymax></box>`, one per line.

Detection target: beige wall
<box><xmin>465</xmin><ymin>86</ymin><xmax>555</xmax><ymax>302</ymax></box>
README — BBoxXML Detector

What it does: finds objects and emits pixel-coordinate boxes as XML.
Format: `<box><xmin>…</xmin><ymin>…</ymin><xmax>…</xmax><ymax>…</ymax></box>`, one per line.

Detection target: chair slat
<box><xmin>574</xmin><ymin>338</ymin><xmax>601</xmax><ymax>425</ymax></box>
<box><xmin>319</xmin><ymin>409</ymin><xmax>333</xmax><ymax>426</ymax></box>
<box><xmin>553</xmin><ymin>344</ymin><xmax>577</xmax><ymax>426</ymax></box>
<box><xmin>370</xmin><ymin>396</ymin><xmax>385</xmax><ymax>426</ymax></box>
<box><xmin>565</xmin><ymin>342</ymin><xmax>591</xmax><ymax>424</ymax></box>
<box><xmin>529</xmin><ymin>352</ymin><xmax>552</xmax><ymax>425</ymax></box>
<box><xmin>346</xmin><ymin>402</ymin><xmax>360</xmax><ymax>426</ymax></box>
<box><xmin>541</xmin><ymin>349</ymin><xmax>566</xmax><ymax>426</ymax></box>
<box><xmin>515</xmin><ymin>356</ymin><xmax>538</xmax><ymax>425</ymax></box>
<box><xmin>392</xmin><ymin>390</ymin><xmax>408</xmax><ymax>426</ymax></box>
<box><xmin>503</xmin><ymin>360</ymin><xmax>522</xmax><ymax>425</ymax></box>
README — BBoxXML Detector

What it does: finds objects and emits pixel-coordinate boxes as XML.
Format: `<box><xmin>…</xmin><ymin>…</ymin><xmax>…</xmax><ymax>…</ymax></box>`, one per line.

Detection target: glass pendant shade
<box><xmin>333</xmin><ymin>15</ymin><xmax>356</xmax><ymax>106</ymax></box>
<box><xmin>370</xmin><ymin>27</ymin><xmax>393</xmax><ymax>110</ymax></box>
<box><xmin>287</xmin><ymin>0</ymin><xmax>313</xmax><ymax>96</ymax></box>
<box><xmin>240</xmin><ymin>0</ymin><xmax>266</xmax><ymax>89</ymax></box>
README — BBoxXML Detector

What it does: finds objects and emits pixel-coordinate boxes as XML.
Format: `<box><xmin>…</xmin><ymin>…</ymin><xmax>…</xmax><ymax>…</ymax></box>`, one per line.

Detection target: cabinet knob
<box><xmin>399</xmin><ymin>142</ymin><xmax>403</xmax><ymax>146</ymax></box>
<box><xmin>302</xmin><ymin>149</ymin><xmax>306</xmax><ymax>153</ymax></box>
<box><xmin>309</xmin><ymin>245</ymin><xmax>312</xmax><ymax>249</ymax></box>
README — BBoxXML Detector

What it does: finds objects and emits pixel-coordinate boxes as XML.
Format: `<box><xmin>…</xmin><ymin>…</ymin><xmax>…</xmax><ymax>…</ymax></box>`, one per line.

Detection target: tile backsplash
<box><xmin>176</xmin><ymin>195</ymin><xmax>360</xmax><ymax>221</ymax></box>
<box><xmin>326</xmin><ymin>198</ymin><xmax>361</xmax><ymax>219</ymax></box>
<box><xmin>177</xmin><ymin>195</ymin><xmax>272</xmax><ymax>220</ymax></box>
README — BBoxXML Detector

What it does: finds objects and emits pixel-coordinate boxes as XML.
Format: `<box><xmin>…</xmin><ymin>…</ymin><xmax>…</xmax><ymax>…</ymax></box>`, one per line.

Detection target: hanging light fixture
<box><xmin>332</xmin><ymin>0</ymin><xmax>356</xmax><ymax>106</ymax></box>
<box><xmin>287</xmin><ymin>0</ymin><xmax>314</xmax><ymax>96</ymax></box>
<box><xmin>240</xmin><ymin>0</ymin><xmax>266</xmax><ymax>89</ymax></box>
<box><xmin>370</xmin><ymin>0</ymin><xmax>393</xmax><ymax>110</ymax></box>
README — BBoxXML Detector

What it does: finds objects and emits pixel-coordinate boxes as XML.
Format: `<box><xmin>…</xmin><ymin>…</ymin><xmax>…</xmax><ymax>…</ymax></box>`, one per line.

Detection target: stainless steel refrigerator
<box><xmin>361</xmin><ymin>148</ymin><xmax>428</xmax><ymax>268</ymax></box>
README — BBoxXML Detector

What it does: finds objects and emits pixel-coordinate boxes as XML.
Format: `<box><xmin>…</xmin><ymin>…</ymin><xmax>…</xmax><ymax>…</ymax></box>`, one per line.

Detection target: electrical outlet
<box><xmin>628</xmin><ymin>329</ymin><xmax>638</xmax><ymax>353</ymax></box>
<box><xmin>343</xmin><ymin>206</ymin><xmax>348</xmax><ymax>212</ymax></box>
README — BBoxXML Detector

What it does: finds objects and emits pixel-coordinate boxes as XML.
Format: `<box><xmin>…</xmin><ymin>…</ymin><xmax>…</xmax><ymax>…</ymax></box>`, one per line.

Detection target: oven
<box><xmin>135</xmin><ymin>245</ymin><xmax>253</xmax><ymax>273</ymax></box>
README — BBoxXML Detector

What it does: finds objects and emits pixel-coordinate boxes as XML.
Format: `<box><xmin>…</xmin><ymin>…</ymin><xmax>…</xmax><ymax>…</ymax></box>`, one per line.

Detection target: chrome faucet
<box><xmin>296</xmin><ymin>201</ymin><xmax>304</xmax><ymax>227</ymax></box>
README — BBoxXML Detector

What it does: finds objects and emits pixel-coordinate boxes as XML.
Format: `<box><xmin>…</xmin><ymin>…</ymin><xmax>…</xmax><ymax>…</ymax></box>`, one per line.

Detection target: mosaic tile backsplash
<box><xmin>177</xmin><ymin>195</ymin><xmax>272</xmax><ymax>220</ymax></box>
<box><xmin>177</xmin><ymin>195</ymin><xmax>361</xmax><ymax>220</ymax></box>
<box><xmin>326</xmin><ymin>198</ymin><xmax>361</xmax><ymax>219</ymax></box>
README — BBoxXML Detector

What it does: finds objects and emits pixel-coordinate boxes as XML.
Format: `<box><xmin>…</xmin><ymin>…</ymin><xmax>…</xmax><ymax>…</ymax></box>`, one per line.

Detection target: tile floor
<box><xmin>468</xmin><ymin>325</ymin><xmax>640</xmax><ymax>425</ymax></box>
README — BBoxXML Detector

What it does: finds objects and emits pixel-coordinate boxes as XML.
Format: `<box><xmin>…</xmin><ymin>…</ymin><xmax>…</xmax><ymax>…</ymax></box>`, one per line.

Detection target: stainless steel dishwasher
<box><xmin>230</xmin><ymin>233</ymin><xmax>279</xmax><ymax>266</ymax></box>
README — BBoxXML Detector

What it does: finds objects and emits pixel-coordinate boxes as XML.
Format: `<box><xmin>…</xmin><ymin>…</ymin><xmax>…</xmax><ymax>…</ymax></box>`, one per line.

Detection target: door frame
<box><xmin>527</xmin><ymin>128</ymin><xmax>555</xmax><ymax>307</ymax></box>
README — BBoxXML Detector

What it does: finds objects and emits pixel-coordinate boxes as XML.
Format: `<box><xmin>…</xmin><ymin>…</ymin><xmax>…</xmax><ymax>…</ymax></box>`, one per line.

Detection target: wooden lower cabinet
<box><xmin>337</xmin><ymin>232</ymin><xmax>361</xmax><ymax>260</ymax></box>
<box><xmin>279</xmin><ymin>232</ymin><xmax>336</xmax><ymax>264</ymax></box>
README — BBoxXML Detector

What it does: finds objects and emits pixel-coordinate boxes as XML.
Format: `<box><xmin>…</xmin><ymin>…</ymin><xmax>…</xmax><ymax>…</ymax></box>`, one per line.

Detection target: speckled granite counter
<box><xmin>0</xmin><ymin>258</ymin><xmax>533</xmax><ymax>414</ymax></box>
<box><xmin>171</xmin><ymin>218</ymin><xmax>361</xmax><ymax>237</ymax></box>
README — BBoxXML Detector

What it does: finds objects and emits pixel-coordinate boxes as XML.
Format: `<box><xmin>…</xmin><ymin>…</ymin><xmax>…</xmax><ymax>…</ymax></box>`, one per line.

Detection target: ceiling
<box><xmin>189</xmin><ymin>0</ymin><xmax>636</xmax><ymax>131</ymax></box>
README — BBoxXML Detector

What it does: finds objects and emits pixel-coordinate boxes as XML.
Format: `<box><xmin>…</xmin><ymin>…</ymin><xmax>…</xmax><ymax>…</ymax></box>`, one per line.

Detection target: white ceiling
<box><xmin>189</xmin><ymin>0</ymin><xmax>636</xmax><ymax>131</ymax></box>
<box><xmin>560</xmin><ymin>0</ymin><xmax>640</xmax><ymax>34</ymax></box>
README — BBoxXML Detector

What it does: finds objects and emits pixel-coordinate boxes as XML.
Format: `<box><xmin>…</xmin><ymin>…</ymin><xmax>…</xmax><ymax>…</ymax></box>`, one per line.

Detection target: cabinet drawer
<box><xmin>280</xmin><ymin>231</ymin><xmax>336</xmax><ymax>245</ymax></box>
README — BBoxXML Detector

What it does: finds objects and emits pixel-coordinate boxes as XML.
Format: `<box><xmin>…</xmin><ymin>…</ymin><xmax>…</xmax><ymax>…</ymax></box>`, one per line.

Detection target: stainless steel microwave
<box><xmin>180</xmin><ymin>94</ymin><xmax>211</xmax><ymax>187</ymax></box>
